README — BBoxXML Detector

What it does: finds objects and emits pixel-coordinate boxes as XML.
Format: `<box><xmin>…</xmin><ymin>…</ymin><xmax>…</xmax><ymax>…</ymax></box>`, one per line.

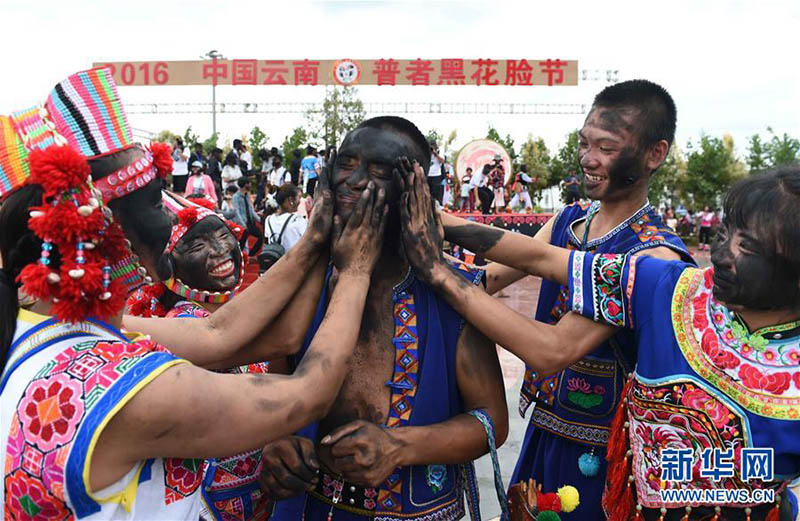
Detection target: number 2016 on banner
<box><xmin>99</xmin><ymin>62</ymin><xmax>170</xmax><ymax>85</ymax></box>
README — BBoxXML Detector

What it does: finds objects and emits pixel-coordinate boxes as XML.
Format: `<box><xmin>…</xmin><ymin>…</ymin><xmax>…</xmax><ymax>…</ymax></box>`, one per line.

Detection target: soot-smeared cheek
<box><xmin>606</xmin><ymin>147</ymin><xmax>642</xmax><ymax>189</ymax></box>
<box><xmin>173</xmin><ymin>244</ymin><xmax>210</xmax><ymax>282</ymax></box>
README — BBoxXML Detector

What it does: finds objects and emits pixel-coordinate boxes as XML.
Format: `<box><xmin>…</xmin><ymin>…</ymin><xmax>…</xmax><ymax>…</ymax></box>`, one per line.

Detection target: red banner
<box><xmin>91</xmin><ymin>59</ymin><xmax>578</xmax><ymax>87</ymax></box>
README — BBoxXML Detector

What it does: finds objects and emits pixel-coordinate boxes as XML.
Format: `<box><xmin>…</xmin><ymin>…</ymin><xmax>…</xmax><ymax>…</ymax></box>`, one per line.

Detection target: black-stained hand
<box><xmin>396</xmin><ymin>157</ymin><xmax>446</xmax><ymax>283</ymax></box>
<box><xmin>306</xmin><ymin>152</ymin><xmax>335</xmax><ymax>248</ymax></box>
<box><xmin>319</xmin><ymin>420</ymin><xmax>402</xmax><ymax>488</ymax></box>
<box><xmin>259</xmin><ymin>436</ymin><xmax>319</xmax><ymax>499</ymax></box>
<box><xmin>330</xmin><ymin>181</ymin><xmax>387</xmax><ymax>275</ymax></box>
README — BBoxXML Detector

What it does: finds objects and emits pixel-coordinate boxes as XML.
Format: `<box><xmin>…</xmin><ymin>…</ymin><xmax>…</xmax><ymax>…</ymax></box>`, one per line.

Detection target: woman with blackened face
<box><xmin>171</xmin><ymin>217</ymin><xmax>242</xmax><ymax>293</ymax></box>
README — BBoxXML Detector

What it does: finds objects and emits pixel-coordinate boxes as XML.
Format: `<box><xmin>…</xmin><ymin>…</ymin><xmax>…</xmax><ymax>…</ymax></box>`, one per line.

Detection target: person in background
<box><xmin>295</xmin><ymin>191</ymin><xmax>313</xmax><ymax>220</ymax></box>
<box><xmin>460</xmin><ymin>168</ymin><xmax>474</xmax><ymax>211</ymax></box>
<box><xmin>264</xmin><ymin>184</ymin><xmax>308</xmax><ymax>253</ymax></box>
<box><xmin>270</xmin><ymin>155</ymin><xmax>291</xmax><ymax>188</ymax></box>
<box><xmin>442</xmin><ymin>161</ymin><xmax>454</xmax><ymax>208</ymax></box>
<box><xmin>698</xmin><ymin>205</ymin><xmax>714</xmax><ymax>250</ymax></box>
<box><xmin>263</xmin><ymin>184</ymin><xmax>280</xmax><ymax>217</ymax></box>
<box><xmin>509</xmin><ymin>164</ymin><xmax>534</xmax><ymax>212</ymax></box>
<box><xmin>301</xmin><ymin>145</ymin><xmax>321</xmax><ymax>195</ymax></box>
<box><xmin>232</xmin><ymin>176</ymin><xmax>263</xmax><ymax>254</ymax></box>
<box><xmin>489</xmin><ymin>161</ymin><xmax>506</xmax><ymax>213</ymax></box>
<box><xmin>428</xmin><ymin>140</ymin><xmax>445</xmax><ymax>204</ymax></box>
<box><xmin>474</xmin><ymin>164</ymin><xmax>495</xmax><ymax>215</ymax></box>
<box><xmin>172</xmin><ymin>136</ymin><xmax>190</xmax><ymax>192</ymax></box>
<box><xmin>207</xmin><ymin>147</ymin><xmax>223</xmax><ymax>203</ymax></box>
<box><xmin>259</xmin><ymin>148</ymin><xmax>273</xmax><ymax>176</ymax></box>
<box><xmin>222</xmin><ymin>151</ymin><xmax>243</xmax><ymax>189</ymax></box>
<box><xmin>189</xmin><ymin>142</ymin><xmax>206</xmax><ymax>168</ymax></box>
<box><xmin>184</xmin><ymin>160</ymin><xmax>218</xmax><ymax>206</ymax></box>
<box><xmin>564</xmin><ymin>169</ymin><xmax>582</xmax><ymax>204</ymax></box>
<box><xmin>290</xmin><ymin>148</ymin><xmax>302</xmax><ymax>186</ymax></box>
<box><xmin>711</xmin><ymin>207</ymin><xmax>721</xmax><ymax>234</ymax></box>
<box><xmin>234</xmin><ymin>138</ymin><xmax>252</xmax><ymax>172</ymax></box>
<box><xmin>221</xmin><ymin>184</ymin><xmax>238</xmax><ymax>219</ymax></box>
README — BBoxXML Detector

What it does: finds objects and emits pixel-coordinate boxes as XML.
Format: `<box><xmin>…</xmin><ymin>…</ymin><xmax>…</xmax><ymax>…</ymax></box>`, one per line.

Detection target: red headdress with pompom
<box><xmin>18</xmin><ymin>145</ymin><xmax>130</xmax><ymax>323</ymax></box>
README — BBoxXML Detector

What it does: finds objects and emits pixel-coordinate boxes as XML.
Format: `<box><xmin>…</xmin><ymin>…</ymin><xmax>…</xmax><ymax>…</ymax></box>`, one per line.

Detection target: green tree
<box><xmin>201</xmin><ymin>133</ymin><xmax>219</xmax><ymax>154</ymax></box>
<box><xmin>182</xmin><ymin>126</ymin><xmax>199</xmax><ymax>147</ymax></box>
<box><xmin>248</xmin><ymin>126</ymin><xmax>268</xmax><ymax>169</ymax></box>
<box><xmin>426</xmin><ymin>129</ymin><xmax>443</xmax><ymax>149</ymax></box>
<box><xmin>153</xmin><ymin>129</ymin><xmax>179</xmax><ymax>145</ymax></box>
<box><xmin>682</xmin><ymin>135</ymin><xmax>742</xmax><ymax>209</ymax></box>
<box><xmin>747</xmin><ymin>134</ymin><xmax>768</xmax><ymax>173</ymax></box>
<box><xmin>649</xmin><ymin>145</ymin><xmax>685</xmax><ymax>208</ymax></box>
<box><xmin>549</xmin><ymin>130</ymin><xmax>581</xmax><ymax>201</ymax></box>
<box><xmin>486</xmin><ymin>126</ymin><xmax>517</xmax><ymax>164</ymax></box>
<box><xmin>519</xmin><ymin>135</ymin><xmax>551</xmax><ymax>192</ymax></box>
<box><xmin>281</xmin><ymin>127</ymin><xmax>309</xmax><ymax>164</ymax></box>
<box><xmin>306</xmin><ymin>86</ymin><xmax>365</xmax><ymax>148</ymax></box>
<box><xmin>765</xmin><ymin>127</ymin><xmax>800</xmax><ymax>168</ymax></box>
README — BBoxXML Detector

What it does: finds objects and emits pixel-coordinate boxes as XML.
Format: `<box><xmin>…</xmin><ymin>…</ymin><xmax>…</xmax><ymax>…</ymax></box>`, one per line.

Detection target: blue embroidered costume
<box><xmin>512</xmin><ymin>202</ymin><xmax>692</xmax><ymax>520</ymax></box>
<box><xmin>567</xmin><ymin>252</ymin><xmax>799</xmax><ymax>518</ymax></box>
<box><xmin>162</xmin><ymin>302</ymin><xmax>270</xmax><ymax>521</ymax></box>
<box><xmin>271</xmin><ymin>263</ymin><xmax>487</xmax><ymax>521</ymax></box>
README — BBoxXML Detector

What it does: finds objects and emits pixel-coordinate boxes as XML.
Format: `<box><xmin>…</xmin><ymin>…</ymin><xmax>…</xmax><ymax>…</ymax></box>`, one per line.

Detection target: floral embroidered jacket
<box><xmin>568</xmin><ymin>252</ymin><xmax>799</xmax><ymax>510</ymax></box>
<box><xmin>519</xmin><ymin>201</ymin><xmax>693</xmax><ymax>446</ymax></box>
<box><xmin>271</xmin><ymin>262</ymin><xmax>485</xmax><ymax>521</ymax></box>
<box><xmin>1</xmin><ymin>309</ymin><xmax>203</xmax><ymax>520</ymax></box>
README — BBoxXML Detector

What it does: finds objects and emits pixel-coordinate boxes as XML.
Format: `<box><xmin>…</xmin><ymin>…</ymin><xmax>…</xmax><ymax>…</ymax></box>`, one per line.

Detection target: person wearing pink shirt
<box><xmin>185</xmin><ymin>160</ymin><xmax>218</xmax><ymax>206</ymax></box>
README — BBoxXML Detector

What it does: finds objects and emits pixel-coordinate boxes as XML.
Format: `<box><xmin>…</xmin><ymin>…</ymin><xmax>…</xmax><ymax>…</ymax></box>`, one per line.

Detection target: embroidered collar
<box><xmin>568</xmin><ymin>200</ymin><xmax>653</xmax><ymax>250</ymax></box>
<box><xmin>392</xmin><ymin>266</ymin><xmax>415</xmax><ymax>296</ymax></box>
<box><xmin>672</xmin><ymin>267</ymin><xmax>800</xmax><ymax>418</ymax></box>
<box><xmin>740</xmin><ymin>314</ymin><xmax>800</xmax><ymax>342</ymax></box>
<box><xmin>163</xmin><ymin>264</ymin><xmax>243</xmax><ymax>305</ymax></box>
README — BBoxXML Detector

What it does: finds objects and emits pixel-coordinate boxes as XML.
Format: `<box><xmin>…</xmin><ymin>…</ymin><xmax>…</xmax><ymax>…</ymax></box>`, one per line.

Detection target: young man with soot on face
<box><xmin>441</xmin><ymin>80</ymin><xmax>695</xmax><ymax>519</ymax></box>
<box><xmin>261</xmin><ymin>116</ymin><xmax>509</xmax><ymax>521</ymax></box>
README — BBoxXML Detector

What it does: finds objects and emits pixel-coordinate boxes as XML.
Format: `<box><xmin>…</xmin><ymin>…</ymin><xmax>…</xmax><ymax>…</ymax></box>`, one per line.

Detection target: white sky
<box><xmin>2</xmin><ymin>0</ymin><xmax>799</xmax><ymax>157</ymax></box>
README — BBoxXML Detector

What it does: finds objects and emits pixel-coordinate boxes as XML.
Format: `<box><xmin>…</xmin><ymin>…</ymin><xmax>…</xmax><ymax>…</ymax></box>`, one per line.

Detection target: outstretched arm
<box><xmin>397</xmin><ymin>158</ymin><xmax>615</xmax><ymax>376</ymax></box>
<box><xmin>475</xmin><ymin>214</ymin><xmax>556</xmax><ymax>295</ymax></box>
<box><xmin>438</xmin><ymin>212</ymin><xmax>569</xmax><ymax>286</ymax></box>
<box><xmin>123</xmin><ymin>167</ymin><xmax>335</xmax><ymax>369</ymax></box>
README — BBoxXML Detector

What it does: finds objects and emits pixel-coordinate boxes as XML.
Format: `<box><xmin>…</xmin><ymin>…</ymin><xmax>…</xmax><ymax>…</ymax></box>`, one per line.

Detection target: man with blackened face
<box><xmin>331</xmin><ymin>123</ymin><xmax>419</xmax><ymax>229</ymax></box>
<box><xmin>264</xmin><ymin>117</ymin><xmax>509</xmax><ymax>521</ymax></box>
<box><xmin>436</xmin><ymin>80</ymin><xmax>694</xmax><ymax>520</ymax></box>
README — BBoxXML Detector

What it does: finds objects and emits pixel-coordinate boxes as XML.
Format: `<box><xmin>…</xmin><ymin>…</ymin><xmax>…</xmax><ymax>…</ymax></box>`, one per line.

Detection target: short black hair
<box><xmin>724</xmin><ymin>167</ymin><xmax>800</xmax><ymax>273</ymax></box>
<box><xmin>592</xmin><ymin>79</ymin><xmax>677</xmax><ymax>148</ymax></box>
<box><xmin>306</xmin><ymin>145</ymin><xmax>315</xmax><ymax>155</ymax></box>
<box><xmin>236</xmin><ymin>177</ymin><xmax>250</xmax><ymax>189</ymax></box>
<box><xmin>293</xmin><ymin>149</ymin><xmax>302</xmax><ymax>158</ymax></box>
<box><xmin>276</xmin><ymin>183</ymin><xmax>300</xmax><ymax>206</ymax></box>
<box><xmin>225</xmin><ymin>185</ymin><xmax>238</xmax><ymax>194</ymax></box>
<box><xmin>233</xmin><ymin>139</ymin><xmax>243</xmax><ymax>149</ymax></box>
<box><xmin>356</xmin><ymin>116</ymin><xmax>431</xmax><ymax>172</ymax></box>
